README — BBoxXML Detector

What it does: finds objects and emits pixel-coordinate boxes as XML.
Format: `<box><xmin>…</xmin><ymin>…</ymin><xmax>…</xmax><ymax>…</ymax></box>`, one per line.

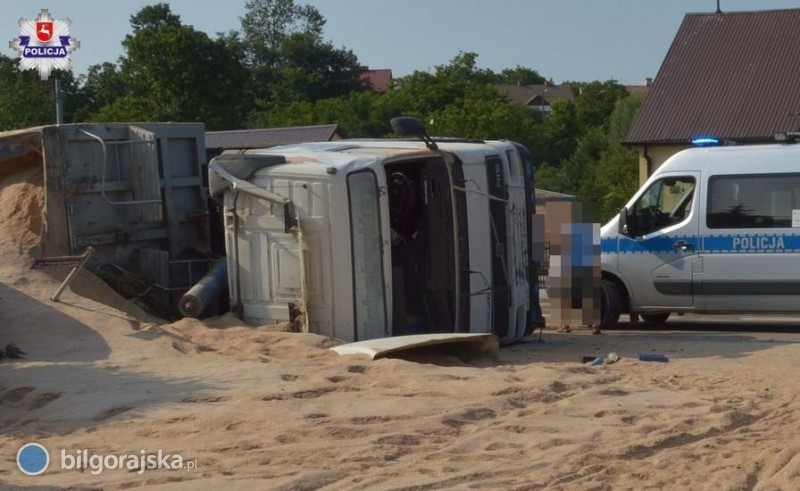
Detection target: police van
<box><xmin>600</xmin><ymin>141</ymin><xmax>800</xmax><ymax>326</ymax></box>
<box><xmin>209</xmin><ymin>118</ymin><xmax>541</xmax><ymax>344</ymax></box>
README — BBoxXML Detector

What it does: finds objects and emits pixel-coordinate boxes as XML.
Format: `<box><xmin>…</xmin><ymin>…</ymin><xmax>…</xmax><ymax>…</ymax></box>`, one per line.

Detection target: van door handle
<box><xmin>673</xmin><ymin>240</ymin><xmax>692</xmax><ymax>251</ymax></box>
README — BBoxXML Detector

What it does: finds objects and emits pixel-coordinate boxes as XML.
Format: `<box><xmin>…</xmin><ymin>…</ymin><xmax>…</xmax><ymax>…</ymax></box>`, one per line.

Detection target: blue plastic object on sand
<box><xmin>590</xmin><ymin>357</ymin><xmax>604</xmax><ymax>366</ymax></box>
<box><xmin>638</xmin><ymin>353</ymin><xmax>669</xmax><ymax>362</ymax></box>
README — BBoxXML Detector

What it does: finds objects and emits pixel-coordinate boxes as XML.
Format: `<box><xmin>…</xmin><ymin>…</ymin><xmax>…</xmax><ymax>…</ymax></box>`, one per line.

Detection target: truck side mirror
<box><xmin>618</xmin><ymin>207</ymin><xmax>632</xmax><ymax>236</ymax></box>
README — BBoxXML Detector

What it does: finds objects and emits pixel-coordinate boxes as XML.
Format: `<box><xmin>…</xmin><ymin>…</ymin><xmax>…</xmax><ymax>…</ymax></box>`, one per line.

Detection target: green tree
<box><xmin>252</xmin><ymin>52</ymin><xmax>544</xmax><ymax>145</ymax></box>
<box><xmin>496</xmin><ymin>65</ymin><xmax>546</xmax><ymax>85</ymax></box>
<box><xmin>582</xmin><ymin>94</ymin><xmax>644</xmax><ymax>219</ymax></box>
<box><xmin>573</xmin><ymin>80</ymin><xmax>629</xmax><ymax>131</ymax></box>
<box><xmin>242</xmin><ymin>0</ymin><xmax>366</xmax><ymax>119</ymax></box>
<box><xmin>86</xmin><ymin>3</ymin><xmax>249</xmax><ymax>129</ymax></box>
<box><xmin>254</xmin><ymin>89</ymin><xmax>406</xmax><ymax>138</ymax></box>
<box><xmin>0</xmin><ymin>55</ymin><xmax>54</xmax><ymax>130</ymax></box>
<box><xmin>313</xmin><ymin>90</ymin><xmax>405</xmax><ymax>137</ymax></box>
<box><xmin>0</xmin><ymin>54</ymin><xmax>81</xmax><ymax>129</ymax></box>
<box><xmin>393</xmin><ymin>52</ymin><xmax>495</xmax><ymax>118</ymax></box>
<box><xmin>241</xmin><ymin>0</ymin><xmax>330</xmax><ymax>106</ymax></box>
<box><xmin>241</xmin><ymin>0</ymin><xmax>324</xmax><ymax>65</ymax></box>
<box><xmin>256</xmin><ymin>99</ymin><xmax>317</xmax><ymax>127</ymax></box>
<box><xmin>74</xmin><ymin>62</ymin><xmax>126</xmax><ymax>121</ymax></box>
<box><xmin>130</xmin><ymin>3</ymin><xmax>181</xmax><ymax>30</ymax></box>
<box><xmin>269</xmin><ymin>32</ymin><xmax>365</xmax><ymax>103</ymax></box>
<box><xmin>428</xmin><ymin>84</ymin><xmax>538</xmax><ymax>147</ymax></box>
<box><xmin>540</xmin><ymin>99</ymin><xmax>578</xmax><ymax>165</ymax></box>
<box><xmin>534</xmin><ymin>82</ymin><xmax>642</xmax><ymax>216</ymax></box>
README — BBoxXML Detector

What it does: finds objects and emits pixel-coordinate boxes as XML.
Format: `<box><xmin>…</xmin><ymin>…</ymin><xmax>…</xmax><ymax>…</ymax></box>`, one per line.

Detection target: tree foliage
<box><xmin>241</xmin><ymin>0</ymin><xmax>325</xmax><ymax>65</ymax></box>
<box><xmin>393</xmin><ymin>52</ymin><xmax>496</xmax><ymax>117</ymax></box>
<box><xmin>0</xmin><ymin>55</ymin><xmax>55</xmax><ymax>130</ymax></box>
<box><xmin>0</xmin><ymin>2</ymin><xmax>642</xmax><ymax>218</ymax></box>
<box><xmin>429</xmin><ymin>84</ymin><xmax>538</xmax><ymax>146</ymax></box>
<box><xmin>77</xmin><ymin>3</ymin><xmax>248</xmax><ymax>129</ymax></box>
<box><xmin>573</xmin><ymin>80</ymin><xmax>629</xmax><ymax>130</ymax></box>
<box><xmin>0</xmin><ymin>54</ymin><xmax>82</xmax><ymax>130</ymax></box>
<box><xmin>241</xmin><ymin>0</ymin><xmax>365</xmax><ymax>114</ymax></box>
<box><xmin>268</xmin><ymin>32</ymin><xmax>365</xmax><ymax>103</ymax></box>
<box><xmin>582</xmin><ymin>94</ymin><xmax>644</xmax><ymax>219</ymax></box>
<box><xmin>496</xmin><ymin>66</ymin><xmax>546</xmax><ymax>85</ymax></box>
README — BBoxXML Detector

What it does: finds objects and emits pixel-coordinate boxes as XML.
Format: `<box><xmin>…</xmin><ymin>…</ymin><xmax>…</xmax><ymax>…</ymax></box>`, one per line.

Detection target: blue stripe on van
<box><xmin>600</xmin><ymin>238</ymin><xmax>617</xmax><ymax>254</ymax></box>
<box><xmin>603</xmin><ymin>234</ymin><xmax>800</xmax><ymax>254</ymax></box>
<box><xmin>602</xmin><ymin>235</ymin><xmax>698</xmax><ymax>254</ymax></box>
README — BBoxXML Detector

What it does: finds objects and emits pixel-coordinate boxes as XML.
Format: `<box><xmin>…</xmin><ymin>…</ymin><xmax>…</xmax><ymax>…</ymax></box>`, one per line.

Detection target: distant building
<box><xmin>624</xmin><ymin>77</ymin><xmax>653</xmax><ymax>97</ymax></box>
<box><xmin>361</xmin><ymin>68</ymin><xmax>393</xmax><ymax>93</ymax></box>
<box><xmin>495</xmin><ymin>83</ymin><xmax>574</xmax><ymax>113</ymax></box>
<box><xmin>625</xmin><ymin>9</ymin><xmax>800</xmax><ymax>184</ymax></box>
<box><xmin>534</xmin><ymin>188</ymin><xmax>581</xmax><ymax>245</ymax></box>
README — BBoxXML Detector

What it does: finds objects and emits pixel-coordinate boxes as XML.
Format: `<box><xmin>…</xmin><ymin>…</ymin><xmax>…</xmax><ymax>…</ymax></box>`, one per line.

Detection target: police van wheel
<box><xmin>641</xmin><ymin>313</ymin><xmax>670</xmax><ymax>325</ymax></box>
<box><xmin>600</xmin><ymin>279</ymin><xmax>621</xmax><ymax>328</ymax></box>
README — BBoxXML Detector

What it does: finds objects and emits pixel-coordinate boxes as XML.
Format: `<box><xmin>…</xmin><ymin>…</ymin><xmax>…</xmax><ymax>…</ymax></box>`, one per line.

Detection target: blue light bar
<box><xmin>691</xmin><ymin>137</ymin><xmax>720</xmax><ymax>146</ymax></box>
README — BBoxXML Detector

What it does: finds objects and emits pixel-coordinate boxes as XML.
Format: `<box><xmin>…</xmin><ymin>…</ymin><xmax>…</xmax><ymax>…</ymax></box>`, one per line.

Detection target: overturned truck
<box><xmin>0</xmin><ymin>119</ymin><xmax>543</xmax><ymax>344</ymax></box>
<box><xmin>209</xmin><ymin>118</ymin><xmax>542</xmax><ymax>344</ymax></box>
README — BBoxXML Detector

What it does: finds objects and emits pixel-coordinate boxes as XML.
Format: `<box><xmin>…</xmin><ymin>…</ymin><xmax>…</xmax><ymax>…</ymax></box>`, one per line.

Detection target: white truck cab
<box><xmin>600</xmin><ymin>141</ymin><xmax>800</xmax><ymax>326</ymax></box>
<box><xmin>209</xmin><ymin>119</ymin><xmax>540</xmax><ymax>343</ymax></box>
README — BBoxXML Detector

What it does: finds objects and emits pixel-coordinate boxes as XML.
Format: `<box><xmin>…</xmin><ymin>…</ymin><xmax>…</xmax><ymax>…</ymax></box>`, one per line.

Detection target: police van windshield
<box><xmin>630</xmin><ymin>177</ymin><xmax>695</xmax><ymax>236</ymax></box>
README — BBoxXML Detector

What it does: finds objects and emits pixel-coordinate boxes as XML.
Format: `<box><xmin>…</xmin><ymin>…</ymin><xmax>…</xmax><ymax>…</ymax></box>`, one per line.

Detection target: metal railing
<box><xmin>538</xmin><ymin>241</ymin><xmax>550</xmax><ymax>288</ymax></box>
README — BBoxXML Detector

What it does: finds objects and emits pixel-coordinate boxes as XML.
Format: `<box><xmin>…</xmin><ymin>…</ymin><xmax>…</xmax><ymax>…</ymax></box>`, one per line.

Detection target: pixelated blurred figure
<box><xmin>530</xmin><ymin>214</ymin><xmax>546</xmax><ymax>328</ymax></box>
<box><xmin>545</xmin><ymin>201</ymin><xmax>600</xmax><ymax>331</ymax></box>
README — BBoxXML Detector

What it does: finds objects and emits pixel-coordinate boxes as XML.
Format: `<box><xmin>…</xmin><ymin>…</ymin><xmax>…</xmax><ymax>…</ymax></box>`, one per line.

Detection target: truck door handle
<box><xmin>673</xmin><ymin>240</ymin><xmax>692</xmax><ymax>251</ymax></box>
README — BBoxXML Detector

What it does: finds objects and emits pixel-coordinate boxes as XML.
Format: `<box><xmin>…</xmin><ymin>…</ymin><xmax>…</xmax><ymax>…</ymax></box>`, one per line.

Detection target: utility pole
<box><xmin>55</xmin><ymin>77</ymin><xmax>63</xmax><ymax>125</ymax></box>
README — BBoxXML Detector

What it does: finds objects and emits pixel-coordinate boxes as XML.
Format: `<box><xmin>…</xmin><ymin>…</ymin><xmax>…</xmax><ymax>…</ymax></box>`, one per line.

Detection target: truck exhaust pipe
<box><xmin>179</xmin><ymin>260</ymin><xmax>228</xmax><ymax>318</ymax></box>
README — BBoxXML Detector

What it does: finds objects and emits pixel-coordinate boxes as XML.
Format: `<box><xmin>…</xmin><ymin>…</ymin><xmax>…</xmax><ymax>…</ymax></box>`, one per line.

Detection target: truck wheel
<box><xmin>600</xmin><ymin>279</ymin><xmax>621</xmax><ymax>328</ymax></box>
<box><xmin>641</xmin><ymin>312</ymin><xmax>670</xmax><ymax>325</ymax></box>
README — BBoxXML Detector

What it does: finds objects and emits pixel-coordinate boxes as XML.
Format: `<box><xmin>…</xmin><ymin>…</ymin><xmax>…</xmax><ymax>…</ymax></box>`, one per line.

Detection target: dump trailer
<box><xmin>0</xmin><ymin>123</ymin><xmax>211</xmax><ymax>314</ymax></box>
<box><xmin>210</xmin><ymin>118</ymin><xmax>542</xmax><ymax>344</ymax></box>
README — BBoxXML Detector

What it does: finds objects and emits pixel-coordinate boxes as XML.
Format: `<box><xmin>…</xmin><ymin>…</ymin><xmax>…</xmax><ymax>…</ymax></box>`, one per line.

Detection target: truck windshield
<box><xmin>347</xmin><ymin>170</ymin><xmax>388</xmax><ymax>340</ymax></box>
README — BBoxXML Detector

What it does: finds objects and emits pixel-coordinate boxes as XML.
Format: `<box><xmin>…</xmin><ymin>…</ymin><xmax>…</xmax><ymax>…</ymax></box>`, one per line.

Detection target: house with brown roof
<box><xmin>495</xmin><ymin>84</ymin><xmax>574</xmax><ymax>113</ymax></box>
<box><xmin>361</xmin><ymin>68</ymin><xmax>393</xmax><ymax>93</ymax></box>
<box><xmin>624</xmin><ymin>78</ymin><xmax>653</xmax><ymax>97</ymax></box>
<box><xmin>625</xmin><ymin>8</ymin><xmax>800</xmax><ymax>184</ymax></box>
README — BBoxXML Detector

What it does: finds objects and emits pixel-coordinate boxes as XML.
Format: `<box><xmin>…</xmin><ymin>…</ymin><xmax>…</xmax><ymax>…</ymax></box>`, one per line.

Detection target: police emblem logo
<box><xmin>8</xmin><ymin>9</ymin><xmax>80</xmax><ymax>80</ymax></box>
<box><xmin>36</xmin><ymin>21</ymin><xmax>54</xmax><ymax>42</ymax></box>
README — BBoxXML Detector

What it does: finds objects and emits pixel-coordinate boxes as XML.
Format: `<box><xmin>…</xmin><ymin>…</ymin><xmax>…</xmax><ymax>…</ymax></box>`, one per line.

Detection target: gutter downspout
<box><xmin>643</xmin><ymin>144</ymin><xmax>653</xmax><ymax>185</ymax></box>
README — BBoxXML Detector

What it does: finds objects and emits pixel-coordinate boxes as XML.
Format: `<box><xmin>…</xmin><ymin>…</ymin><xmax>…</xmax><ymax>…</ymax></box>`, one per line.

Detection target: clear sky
<box><xmin>4</xmin><ymin>0</ymin><xmax>800</xmax><ymax>84</ymax></box>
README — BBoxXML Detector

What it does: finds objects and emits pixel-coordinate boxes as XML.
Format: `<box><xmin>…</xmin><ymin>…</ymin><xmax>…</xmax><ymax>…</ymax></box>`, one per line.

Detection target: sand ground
<box><xmin>2</xmin><ymin>161</ymin><xmax>800</xmax><ymax>490</ymax></box>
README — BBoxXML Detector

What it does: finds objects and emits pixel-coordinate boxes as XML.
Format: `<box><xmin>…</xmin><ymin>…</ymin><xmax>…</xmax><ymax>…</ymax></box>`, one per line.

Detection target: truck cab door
<box><xmin>618</xmin><ymin>172</ymin><xmax>699</xmax><ymax>309</ymax></box>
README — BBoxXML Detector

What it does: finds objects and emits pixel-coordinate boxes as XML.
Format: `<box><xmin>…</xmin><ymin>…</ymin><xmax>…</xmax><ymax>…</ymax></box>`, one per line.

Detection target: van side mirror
<box><xmin>618</xmin><ymin>207</ymin><xmax>632</xmax><ymax>236</ymax></box>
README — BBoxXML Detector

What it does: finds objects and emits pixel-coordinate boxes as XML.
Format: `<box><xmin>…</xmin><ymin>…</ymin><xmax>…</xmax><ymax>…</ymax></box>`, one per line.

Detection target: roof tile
<box><xmin>626</xmin><ymin>9</ymin><xmax>800</xmax><ymax>144</ymax></box>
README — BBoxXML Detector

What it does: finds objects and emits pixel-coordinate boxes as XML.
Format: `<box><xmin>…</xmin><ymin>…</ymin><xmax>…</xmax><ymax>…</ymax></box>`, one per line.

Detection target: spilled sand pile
<box><xmin>2</xmin><ymin>159</ymin><xmax>800</xmax><ymax>489</ymax></box>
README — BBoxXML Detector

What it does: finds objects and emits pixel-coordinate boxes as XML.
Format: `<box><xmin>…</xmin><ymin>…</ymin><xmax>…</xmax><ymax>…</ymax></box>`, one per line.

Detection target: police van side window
<box><xmin>707</xmin><ymin>174</ymin><xmax>800</xmax><ymax>229</ymax></box>
<box><xmin>630</xmin><ymin>176</ymin><xmax>695</xmax><ymax>236</ymax></box>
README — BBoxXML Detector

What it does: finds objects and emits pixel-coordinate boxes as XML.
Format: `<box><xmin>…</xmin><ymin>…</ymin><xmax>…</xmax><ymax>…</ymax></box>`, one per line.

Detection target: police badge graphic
<box><xmin>9</xmin><ymin>9</ymin><xmax>80</xmax><ymax>80</ymax></box>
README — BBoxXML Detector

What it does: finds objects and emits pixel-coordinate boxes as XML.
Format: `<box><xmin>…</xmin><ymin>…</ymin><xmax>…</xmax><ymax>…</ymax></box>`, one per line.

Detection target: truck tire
<box><xmin>641</xmin><ymin>312</ymin><xmax>670</xmax><ymax>326</ymax></box>
<box><xmin>600</xmin><ymin>279</ymin><xmax>621</xmax><ymax>328</ymax></box>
